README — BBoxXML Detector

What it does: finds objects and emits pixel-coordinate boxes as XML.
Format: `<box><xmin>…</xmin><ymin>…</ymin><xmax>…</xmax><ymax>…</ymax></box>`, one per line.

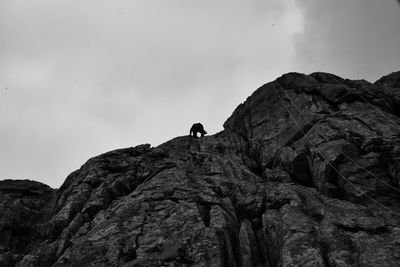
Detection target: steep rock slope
<box><xmin>2</xmin><ymin>71</ymin><xmax>400</xmax><ymax>266</ymax></box>
<box><xmin>0</xmin><ymin>180</ymin><xmax>55</xmax><ymax>266</ymax></box>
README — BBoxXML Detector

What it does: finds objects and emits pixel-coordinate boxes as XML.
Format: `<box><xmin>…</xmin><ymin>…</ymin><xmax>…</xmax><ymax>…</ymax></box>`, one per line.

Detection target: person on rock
<box><xmin>190</xmin><ymin>123</ymin><xmax>207</xmax><ymax>138</ymax></box>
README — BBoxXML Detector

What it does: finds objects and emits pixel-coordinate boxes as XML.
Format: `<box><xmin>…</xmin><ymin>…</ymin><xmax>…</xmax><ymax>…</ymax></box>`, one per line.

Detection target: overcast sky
<box><xmin>1</xmin><ymin>0</ymin><xmax>399</xmax><ymax>188</ymax></box>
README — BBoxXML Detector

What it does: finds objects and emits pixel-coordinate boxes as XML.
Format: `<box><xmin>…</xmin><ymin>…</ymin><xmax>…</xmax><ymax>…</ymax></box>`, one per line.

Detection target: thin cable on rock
<box><xmin>275</xmin><ymin>82</ymin><xmax>400</xmax><ymax>195</ymax></box>
<box><xmin>272</xmin><ymin>84</ymin><xmax>395</xmax><ymax>213</ymax></box>
<box><xmin>52</xmin><ymin>140</ymin><xmax>189</xmax><ymax>266</ymax></box>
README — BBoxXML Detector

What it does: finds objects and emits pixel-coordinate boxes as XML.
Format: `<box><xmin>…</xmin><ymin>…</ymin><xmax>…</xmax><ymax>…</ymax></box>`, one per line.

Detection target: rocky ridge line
<box><xmin>1</xmin><ymin>71</ymin><xmax>400</xmax><ymax>266</ymax></box>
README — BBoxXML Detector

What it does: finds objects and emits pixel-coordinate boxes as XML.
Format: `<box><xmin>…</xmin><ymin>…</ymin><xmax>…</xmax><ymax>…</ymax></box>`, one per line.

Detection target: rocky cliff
<box><xmin>2</xmin><ymin>71</ymin><xmax>400</xmax><ymax>267</ymax></box>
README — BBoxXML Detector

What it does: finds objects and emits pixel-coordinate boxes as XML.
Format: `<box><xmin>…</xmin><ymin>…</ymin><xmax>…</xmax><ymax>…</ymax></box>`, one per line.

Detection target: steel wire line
<box><xmin>272</xmin><ymin>84</ymin><xmax>394</xmax><ymax>213</ymax></box>
<box><xmin>274</xmin><ymin>82</ymin><xmax>400</xmax><ymax>195</ymax></box>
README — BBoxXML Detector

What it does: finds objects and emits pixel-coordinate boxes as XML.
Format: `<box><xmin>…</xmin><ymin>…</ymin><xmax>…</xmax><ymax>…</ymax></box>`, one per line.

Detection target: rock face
<box><xmin>2</xmin><ymin>71</ymin><xmax>400</xmax><ymax>267</ymax></box>
<box><xmin>0</xmin><ymin>180</ymin><xmax>55</xmax><ymax>266</ymax></box>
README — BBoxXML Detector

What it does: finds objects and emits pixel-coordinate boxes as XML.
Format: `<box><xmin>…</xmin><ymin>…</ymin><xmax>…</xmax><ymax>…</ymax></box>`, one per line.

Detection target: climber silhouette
<box><xmin>190</xmin><ymin>123</ymin><xmax>207</xmax><ymax>138</ymax></box>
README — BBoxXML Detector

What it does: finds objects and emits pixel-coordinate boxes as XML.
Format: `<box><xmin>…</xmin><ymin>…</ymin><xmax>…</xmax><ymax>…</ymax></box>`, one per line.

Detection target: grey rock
<box><xmin>2</xmin><ymin>71</ymin><xmax>400</xmax><ymax>266</ymax></box>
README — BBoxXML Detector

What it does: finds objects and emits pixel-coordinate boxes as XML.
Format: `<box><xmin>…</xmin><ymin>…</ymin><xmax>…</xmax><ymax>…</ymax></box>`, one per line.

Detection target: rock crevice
<box><xmin>2</xmin><ymin>71</ymin><xmax>400</xmax><ymax>266</ymax></box>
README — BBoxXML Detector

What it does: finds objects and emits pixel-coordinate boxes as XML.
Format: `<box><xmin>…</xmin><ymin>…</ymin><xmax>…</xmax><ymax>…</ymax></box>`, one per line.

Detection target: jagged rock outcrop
<box><xmin>0</xmin><ymin>180</ymin><xmax>55</xmax><ymax>266</ymax></box>
<box><xmin>1</xmin><ymin>71</ymin><xmax>400</xmax><ymax>266</ymax></box>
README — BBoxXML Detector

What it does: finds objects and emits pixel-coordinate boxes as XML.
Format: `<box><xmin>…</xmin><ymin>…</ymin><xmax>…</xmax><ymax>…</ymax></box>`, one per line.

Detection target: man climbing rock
<box><xmin>190</xmin><ymin>123</ymin><xmax>207</xmax><ymax>138</ymax></box>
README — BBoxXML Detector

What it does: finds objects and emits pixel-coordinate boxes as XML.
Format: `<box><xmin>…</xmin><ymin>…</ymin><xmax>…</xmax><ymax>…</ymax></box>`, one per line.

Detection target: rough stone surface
<box><xmin>1</xmin><ymin>71</ymin><xmax>400</xmax><ymax>266</ymax></box>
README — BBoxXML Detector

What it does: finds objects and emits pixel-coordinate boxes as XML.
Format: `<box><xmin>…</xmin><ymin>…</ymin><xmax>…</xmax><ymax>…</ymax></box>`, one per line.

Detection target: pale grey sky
<box><xmin>1</xmin><ymin>0</ymin><xmax>399</xmax><ymax>188</ymax></box>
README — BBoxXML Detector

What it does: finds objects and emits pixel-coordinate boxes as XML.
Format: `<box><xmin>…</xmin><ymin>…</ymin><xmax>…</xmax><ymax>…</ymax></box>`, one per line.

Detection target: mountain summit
<box><xmin>2</xmin><ymin>71</ymin><xmax>400</xmax><ymax>266</ymax></box>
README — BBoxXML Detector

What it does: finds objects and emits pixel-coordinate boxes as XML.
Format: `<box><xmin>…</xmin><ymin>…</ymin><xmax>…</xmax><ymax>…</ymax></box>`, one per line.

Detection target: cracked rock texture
<box><xmin>2</xmin><ymin>71</ymin><xmax>400</xmax><ymax>267</ymax></box>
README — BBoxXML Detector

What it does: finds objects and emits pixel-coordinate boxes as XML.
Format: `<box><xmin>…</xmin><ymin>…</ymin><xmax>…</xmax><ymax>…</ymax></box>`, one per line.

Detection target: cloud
<box><xmin>294</xmin><ymin>0</ymin><xmax>400</xmax><ymax>81</ymax></box>
<box><xmin>0</xmin><ymin>0</ymin><xmax>303</xmax><ymax>187</ymax></box>
<box><xmin>2</xmin><ymin>0</ymin><xmax>398</xmax><ymax>187</ymax></box>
